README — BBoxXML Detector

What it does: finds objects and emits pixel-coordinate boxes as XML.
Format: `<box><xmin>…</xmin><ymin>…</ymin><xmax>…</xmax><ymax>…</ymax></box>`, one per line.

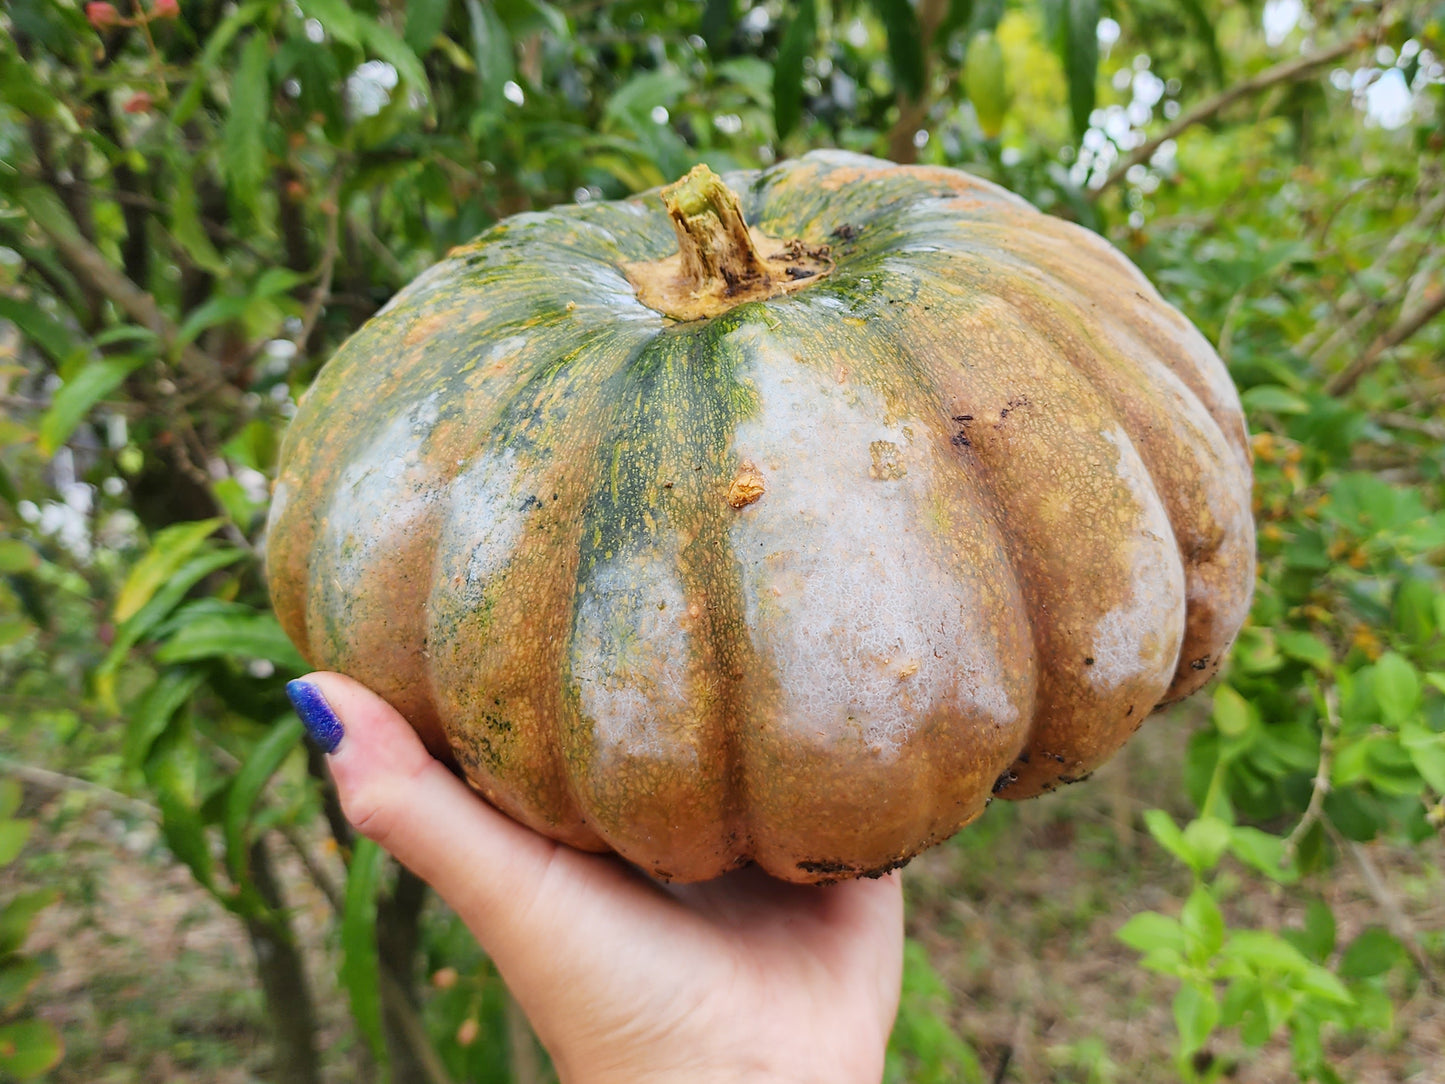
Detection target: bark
<box><xmin>378</xmin><ymin>868</ymin><xmax>430</xmax><ymax>1082</ymax></box>
<box><xmin>244</xmin><ymin>837</ymin><xmax>323</xmax><ymax>1084</ymax></box>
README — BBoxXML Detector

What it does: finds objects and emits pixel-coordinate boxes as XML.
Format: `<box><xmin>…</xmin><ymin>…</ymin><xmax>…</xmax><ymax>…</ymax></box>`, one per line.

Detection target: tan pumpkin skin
<box><xmin>266</xmin><ymin>150</ymin><xmax>1254</xmax><ymax>883</ymax></box>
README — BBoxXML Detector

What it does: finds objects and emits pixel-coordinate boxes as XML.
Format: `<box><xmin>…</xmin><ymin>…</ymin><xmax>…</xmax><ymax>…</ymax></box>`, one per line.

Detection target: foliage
<box><xmin>0</xmin><ymin>0</ymin><xmax>1442</xmax><ymax>1081</ymax></box>
<box><xmin>0</xmin><ymin>781</ymin><xmax>63</xmax><ymax>1081</ymax></box>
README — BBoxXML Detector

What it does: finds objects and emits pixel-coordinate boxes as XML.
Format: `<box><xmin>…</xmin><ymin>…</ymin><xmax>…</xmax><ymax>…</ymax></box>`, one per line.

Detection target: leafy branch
<box><xmin>1325</xmin><ymin>285</ymin><xmax>1445</xmax><ymax>395</ymax></box>
<box><xmin>1092</xmin><ymin>32</ymin><xmax>1369</xmax><ymax>198</ymax></box>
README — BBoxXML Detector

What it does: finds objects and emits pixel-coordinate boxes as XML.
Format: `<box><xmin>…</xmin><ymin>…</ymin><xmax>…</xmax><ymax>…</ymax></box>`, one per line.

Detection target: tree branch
<box><xmin>885</xmin><ymin>0</ymin><xmax>951</xmax><ymax>165</ymax></box>
<box><xmin>0</xmin><ymin>754</ymin><xmax>157</xmax><ymax>820</ymax></box>
<box><xmin>1294</xmin><ymin>185</ymin><xmax>1445</xmax><ymax>359</ymax></box>
<box><xmin>1092</xmin><ymin>33</ymin><xmax>1368</xmax><ymax>198</ymax></box>
<box><xmin>18</xmin><ymin>182</ymin><xmax>209</xmax><ymax>371</ymax></box>
<box><xmin>1334</xmin><ymin>829</ymin><xmax>1441</xmax><ymax>994</ymax></box>
<box><xmin>1325</xmin><ymin>285</ymin><xmax>1445</xmax><ymax>396</ymax></box>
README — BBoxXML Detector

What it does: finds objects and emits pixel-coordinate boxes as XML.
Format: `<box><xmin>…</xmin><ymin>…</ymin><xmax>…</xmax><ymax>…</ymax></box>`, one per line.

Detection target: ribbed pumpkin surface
<box><xmin>267</xmin><ymin>150</ymin><xmax>1254</xmax><ymax>883</ymax></box>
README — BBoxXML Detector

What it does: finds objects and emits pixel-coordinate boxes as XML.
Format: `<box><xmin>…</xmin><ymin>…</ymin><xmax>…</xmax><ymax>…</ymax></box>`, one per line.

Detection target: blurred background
<box><xmin>1</xmin><ymin>0</ymin><xmax>1443</xmax><ymax>1081</ymax></box>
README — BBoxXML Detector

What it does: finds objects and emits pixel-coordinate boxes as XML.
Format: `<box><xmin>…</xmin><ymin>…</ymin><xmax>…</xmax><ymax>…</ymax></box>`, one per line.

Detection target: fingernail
<box><xmin>287</xmin><ymin>679</ymin><xmax>344</xmax><ymax>754</ymax></box>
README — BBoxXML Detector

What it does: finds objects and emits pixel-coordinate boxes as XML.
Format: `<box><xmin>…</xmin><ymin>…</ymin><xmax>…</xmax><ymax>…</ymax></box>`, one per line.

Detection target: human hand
<box><xmin>287</xmin><ymin>673</ymin><xmax>904</xmax><ymax>1084</ymax></box>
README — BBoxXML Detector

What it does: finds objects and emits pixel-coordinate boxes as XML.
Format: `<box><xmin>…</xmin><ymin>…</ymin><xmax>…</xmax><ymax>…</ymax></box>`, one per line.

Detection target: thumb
<box><xmin>286</xmin><ymin>672</ymin><xmax>563</xmax><ymax>941</ymax></box>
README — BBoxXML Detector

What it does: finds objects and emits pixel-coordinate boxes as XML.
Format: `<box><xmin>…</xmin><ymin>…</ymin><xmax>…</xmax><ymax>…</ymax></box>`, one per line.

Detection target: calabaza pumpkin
<box><xmin>267</xmin><ymin>151</ymin><xmax>1254</xmax><ymax>884</ymax></box>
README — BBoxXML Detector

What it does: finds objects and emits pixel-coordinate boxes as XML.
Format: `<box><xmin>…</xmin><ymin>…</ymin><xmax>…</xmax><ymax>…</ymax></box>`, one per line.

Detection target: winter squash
<box><xmin>266</xmin><ymin>151</ymin><xmax>1254</xmax><ymax>884</ymax></box>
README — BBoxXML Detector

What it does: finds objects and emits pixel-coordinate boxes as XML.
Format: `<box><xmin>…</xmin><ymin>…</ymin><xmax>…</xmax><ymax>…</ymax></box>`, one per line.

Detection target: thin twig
<box><xmin>19</xmin><ymin>180</ymin><xmax>230</xmax><ymax>406</ymax></box>
<box><xmin>1280</xmin><ymin>683</ymin><xmax>1340</xmax><ymax>870</ymax></box>
<box><xmin>1294</xmin><ymin>185</ymin><xmax>1445</xmax><ymax>359</ymax></box>
<box><xmin>0</xmin><ymin>754</ymin><xmax>158</xmax><ymax>820</ymax></box>
<box><xmin>1092</xmin><ymin>33</ymin><xmax>1368</xmax><ymax>198</ymax></box>
<box><xmin>293</xmin><ymin>174</ymin><xmax>345</xmax><ymax>357</ymax></box>
<box><xmin>277</xmin><ymin>822</ymin><xmax>345</xmax><ymax>912</ymax></box>
<box><xmin>1326</xmin><ymin>285</ymin><xmax>1445</xmax><ymax>396</ymax></box>
<box><xmin>1306</xmin><ymin>234</ymin><xmax>1444</xmax><ymax>372</ymax></box>
<box><xmin>1378</xmin><ymin>412</ymin><xmax>1445</xmax><ymax>442</ymax></box>
<box><xmin>1335</xmin><ymin>829</ymin><xmax>1440</xmax><ymax>994</ymax></box>
<box><xmin>380</xmin><ymin>971</ymin><xmax>459</xmax><ymax>1084</ymax></box>
<box><xmin>274</xmin><ymin>819</ymin><xmax>455</xmax><ymax>1084</ymax></box>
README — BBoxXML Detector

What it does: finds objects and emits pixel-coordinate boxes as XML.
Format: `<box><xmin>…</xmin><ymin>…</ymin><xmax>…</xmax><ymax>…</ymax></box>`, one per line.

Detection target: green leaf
<box><xmin>1181</xmin><ymin>886</ymin><xmax>1224</xmax><ymax>960</ymax></box>
<box><xmin>1339</xmin><ymin>927</ymin><xmax>1401</xmax><ymax>980</ymax></box>
<box><xmin>223</xmin><ymin>34</ymin><xmax>273</xmax><ymax>212</ymax></box>
<box><xmin>1297</xmin><ymin>964</ymin><xmax>1354</xmax><ymax>1006</ymax></box>
<box><xmin>298</xmin><ymin>0</ymin><xmax>360</xmax><ymax>40</ymax></box>
<box><xmin>1372</xmin><ymin>652</ymin><xmax>1420</xmax><ymax>725</ymax></box>
<box><xmin>1400</xmin><ymin>720</ymin><xmax>1445</xmax><ymax>794</ymax></box>
<box><xmin>404</xmin><ymin>0</ymin><xmax>451</xmax><ymax>53</ymax></box>
<box><xmin>0</xmin><ymin>958</ymin><xmax>41</xmax><ymax>1013</ymax></box>
<box><xmin>224</xmin><ymin>716</ymin><xmax>303</xmax><ymax>885</ymax></box>
<box><xmin>1143</xmin><ymin>809</ymin><xmax>1193</xmax><ymax>868</ymax></box>
<box><xmin>1061</xmin><ymin>0</ymin><xmax>1098</xmax><ymax>140</ymax></box>
<box><xmin>1276</xmin><ymin>630</ymin><xmax>1333</xmax><ymax>672</ymax></box>
<box><xmin>357</xmin><ymin>18</ymin><xmax>433</xmax><ymax>113</ymax></box>
<box><xmin>1212</xmin><ymin>683</ymin><xmax>1252</xmax><ymax>738</ymax></box>
<box><xmin>0</xmin><ymin>297</ymin><xmax>82</xmax><ymax>367</ymax></box>
<box><xmin>1117</xmin><ymin>911</ymin><xmax>1185</xmax><ymax>955</ymax></box>
<box><xmin>0</xmin><ymin>463</ymin><xmax>17</xmax><ymax>512</ymax></box>
<box><xmin>115</xmin><ymin>518</ymin><xmax>223</xmax><ymax>624</ymax></box>
<box><xmin>37</xmin><ymin>355</ymin><xmax>145</xmax><ymax>457</ymax></box>
<box><xmin>0</xmin><ymin>781</ymin><xmax>21</xmax><ymax>822</ymax></box>
<box><xmin>1288</xmin><ymin>898</ymin><xmax>1336</xmax><ymax>964</ymax></box>
<box><xmin>124</xmin><ymin>670</ymin><xmax>206</xmax><ymax>772</ymax></box>
<box><xmin>1173</xmin><ymin>981</ymin><xmax>1219</xmax><ymax>1056</ymax></box>
<box><xmin>772</xmin><ymin>0</ymin><xmax>816</xmax><ymax>139</ymax></box>
<box><xmin>171</xmin><ymin>1</ymin><xmax>267</xmax><ymax>125</ymax></box>
<box><xmin>1181</xmin><ymin>816</ymin><xmax>1232</xmax><ymax>873</ymax></box>
<box><xmin>342</xmin><ymin>839</ymin><xmax>389</xmax><ymax>1072</ymax></box>
<box><xmin>1229</xmin><ymin>826</ymin><xmax>1298</xmax><ymax>883</ymax></box>
<box><xmin>1172</xmin><ymin>0</ymin><xmax>1224</xmax><ymax>85</ymax></box>
<box><xmin>0</xmin><ymin>1019</ymin><xmax>64</xmax><ymax>1080</ymax></box>
<box><xmin>963</xmin><ymin>30</ymin><xmax>1009</xmax><ymax>139</ymax></box>
<box><xmin>98</xmin><ymin>548</ymin><xmax>247</xmax><ymax>708</ymax></box>
<box><xmin>169</xmin><ymin>169</ymin><xmax>227</xmax><ymax>275</ymax></box>
<box><xmin>700</xmin><ymin>0</ymin><xmax>734</xmax><ymax>55</ymax></box>
<box><xmin>1223</xmin><ymin>930</ymin><xmax>1310</xmax><ymax>974</ymax></box>
<box><xmin>465</xmin><ymin>0</ymin><xmax>515</xmax><ymax>109</ymax></box>
<box><xmin>0</xmin><ymin>891</ymin><xmax>57</xmax><ymax>957</ymax></box>
<box><xmin>154</xmin><ymin>786</ymin><xmax>217</xmax><ymax>897</ymax></box>
<box><xmin>0</xmin><ymin>540</ymin><xmax>38</xmax><ymax>574</ymax></box>
<box><xmin>1242</xmin><ymin>384</ymin><xmax>1310</xmax><ymax>415</ymax></box>
<box><xmin>604</xmin><ymin>70</ymin><xmax>693</xmax><ymax>125</ymax></box>
<box><xmin>155</xmin><ymin>613</ymin><xmax>308</xmax><ymax>672</ymax></box>
<box><xmin>870</xmin><ymin>0</ymin><xmax>924</xmax><ymax>98</ymax></box>
<box><xmin>0</xmin><ymin>820</ymin><xmax>32</xmax><ymax>867</ymax></box>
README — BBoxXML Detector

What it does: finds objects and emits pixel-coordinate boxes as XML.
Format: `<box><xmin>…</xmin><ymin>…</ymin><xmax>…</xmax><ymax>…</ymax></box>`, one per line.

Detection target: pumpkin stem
<box><xmin>628</xmin><ymin>166</ymin><xmax>832</xmax><ymax>321</ymax></box>
<box><xmin>662</xmin><ymin>165</ymin><xmax>772</xmax><ymax>297</ymax></box>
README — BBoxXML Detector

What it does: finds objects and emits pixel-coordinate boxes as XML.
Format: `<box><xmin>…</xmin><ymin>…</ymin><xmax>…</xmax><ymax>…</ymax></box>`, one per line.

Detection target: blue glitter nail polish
<box><xmin>287</xmin><ymin>679</ymin><xmax>344</xmax><ymax>754</ymax></box>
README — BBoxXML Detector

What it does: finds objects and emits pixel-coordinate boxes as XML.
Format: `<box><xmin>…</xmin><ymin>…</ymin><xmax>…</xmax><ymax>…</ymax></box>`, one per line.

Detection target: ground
<box><xmin>6</xmin><ymin>716</ymin><xmax>1443</xmax><ymax>1083</ymax></box>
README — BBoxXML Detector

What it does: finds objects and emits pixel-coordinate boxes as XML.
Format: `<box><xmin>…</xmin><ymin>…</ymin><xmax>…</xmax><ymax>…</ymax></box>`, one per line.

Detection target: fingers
<box><xmin>287</xmin><ymin>672</ymin><xmax>566</xmax><ymax>942</ymax></box>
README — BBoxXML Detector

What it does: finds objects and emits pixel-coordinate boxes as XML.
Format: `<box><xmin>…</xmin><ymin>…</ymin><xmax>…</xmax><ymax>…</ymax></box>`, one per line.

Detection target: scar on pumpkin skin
<box><xmin>727</xmin><ymin>462</ymin><xmax>765</xmax><ymax>508</ymax></box>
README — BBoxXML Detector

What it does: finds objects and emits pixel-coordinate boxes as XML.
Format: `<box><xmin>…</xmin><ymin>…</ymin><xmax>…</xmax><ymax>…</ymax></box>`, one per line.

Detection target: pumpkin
<box><xmin>267</xmin><ymin>151</ymin><xmax>1254</xmax><ymax>884</ymax></box>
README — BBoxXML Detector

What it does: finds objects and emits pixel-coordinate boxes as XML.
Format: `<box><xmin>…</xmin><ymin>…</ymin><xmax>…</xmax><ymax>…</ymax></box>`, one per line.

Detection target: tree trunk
<box><xmin>245</xmin><ymin>836</ymin><xmax>324</xmax><ymax>1084</ymax></box>
<box><xmin>378</xmin><ymin>868</ymin><xmax>430</xmax><ymax>1081</ymax></box>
